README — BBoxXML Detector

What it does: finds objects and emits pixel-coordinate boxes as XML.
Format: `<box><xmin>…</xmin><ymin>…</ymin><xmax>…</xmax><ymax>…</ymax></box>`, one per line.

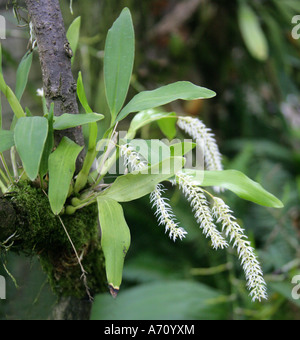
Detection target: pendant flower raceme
<box><xmin>177</xmin><ymin>116</ymin><xmax>223</xmax><ymax>172</ymax></box>
<box><xmin>174</xmin><ymin>171</ymin><xmax>228</xmax><ymax>250</ymax></box>
<box><xmin>120</xmin><ymin>144</ymin><xmax>188</xmax><ymax>242</ymax></box>
<box><xmin>119</xmin><ymin>115</ymin><xmax>268</xmax><ymax>302</ymax></box>
<box><xmin>212</xmin><ymin>197</ymin><xmax>267</xmax><ymax>302</ymax></box>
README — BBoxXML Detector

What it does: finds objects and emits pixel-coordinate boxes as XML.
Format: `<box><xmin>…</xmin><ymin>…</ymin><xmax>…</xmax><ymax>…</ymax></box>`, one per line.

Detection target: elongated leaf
<box><xmin>0</xmin><ymin>78</ymin><xmax>25</xmax><ymax>119</ymax></box>
<box><xmin>14</xmin><ymin>117</ymin><xmax>48</xmax><ymax>180</ymax></box>
<box><xmin>77</xmin><ymin>71</ymin><xmax>98</xmax><ymax>148</ymax></box>
<box><xmin>48</xmin><ymin>137</ymin><xmax>83</xmax><ymax>214</ymax></box>
<box><xmin>66</xmin><ymin>16</ymin><xmax>81</xmax><ymax>65</ymax></box>
<box><xmin>117</xmin><ymin>81</ymin><xmax>216</xmax><ymax>122</ymax></box>
<box><xmin>182</xmin><ymin>169</ymin><xmax>283</xmax><ymax>208</ymax></box>
<box><xmin>238</xmin><ymin>3</ymin><xmax>268</xmax><ymax>61</ymax></box>
<box><xmin>104</xmin><ymin>7</ymin><xmax>135</xmax><ymax>121</ymax></box>
<box><xmin>77</xmin><ymin>71</ymin><xmax>93</xmax><ymax>113</ymax></box>
<box><xmin>0</xmin><ymin>46</ymin><xmax>25</xmax><ymax>119</ymax></box>
<box><xmin>97</xmin><ymin>198</ymin><xmax>131</xmax><ymax>296</ymax></box>
<box><xmin>15</xmin><ymin>51</ymin><xmax>33</xmax><ymax>101</ymax></box>
<box><xmin>127</xmin><ymin>109</ymin><xmax>176</xmax><ymax>139</ymax></box>
<box><xmin>53</xmin><ymin>112</ymin><xmax>104</xmax><ymax>130</ymax></box>
<box><xmin>100</xmin><ymin>156</ymin><xmax>184</xmax><ymax>202</ymax></box>
<box><xmin>0</xmin><ymin>129</ymin><xmax>14</xmax><ymax>152</ymax></box>
<box><xmin>91</xmin><ymin>280</ymin><xmax>228</xmax><ymax>320</ymax></box>
<box><xmin>39</xmin><ymin>103</ymin><xmax>54</xmax><ymax>178</ymax></box>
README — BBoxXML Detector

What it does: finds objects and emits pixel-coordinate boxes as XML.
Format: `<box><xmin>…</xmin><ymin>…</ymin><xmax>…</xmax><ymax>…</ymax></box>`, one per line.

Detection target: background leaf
<box><xmin>14</xmin><ymin>117</ymin><xmax>48</xmax><ymax>181</ymax></box>
<box><xmin>97</xmin><ymin>198</ymin><xmax>131</xmax><ymax>295</ymax></box>
<box><xmin>238</xmin><ymin>3</ymin><xmax>269</xmax><ymax>61</ymax></box>
<box><xmin>66</xmin><ymin>16</ymin><xmax>81</xmax><ymax>65</ymax></box>
<box><xmin>104</xmin><ymin>7</ymin><xmax>135</xmax><ymax>121</ymax></box>
<box><xmin>91</xmin><ymin>280</ymin><xmax>229</xmax><ymax>320</ymax></box>
<box><xmin>48</xmin><ymin>137</ymin><xmax>83</xmax><ymax>214</ymax></box>
<box><xmin>15</xmin><ymin>51</ymin><xmax>33</xmax><ymax>101</ymax></box>
<box><xmin>117</xmin><ymin>81</ymin><xmax>216</xmax><ymax>122</ymax></box>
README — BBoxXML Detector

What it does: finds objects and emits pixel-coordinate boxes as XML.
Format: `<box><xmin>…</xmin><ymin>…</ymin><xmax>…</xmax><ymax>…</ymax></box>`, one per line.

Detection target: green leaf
<box><xmin>97</xmin><ymin>198</ymin><xmax>131</xmax><ymax>295</ymax></box>
<box><xmin>0</xmin><ymin>129</ymin><xmax>14</xmax><ymax>152</ymax></box>
<box><xmin>0</xmin><ymin>75</ymin><xmax>25</xmax><ymax>119</ymax></box>
<box><xmin>157</xmin><ymin>113</ymin><xmax>177</xmax><ymax>140</ymax></box>
<box><xmin>104</xmin><ymin>7</ymin><xmax>135</xmax><ymax>121</ymax></box>
<box><xmin>48</xmin><ymin>137</ymin><xmax>83</xmax><ymax>214</ymax></box>
<box><xmin>127</xmin><ymin>109</ymin><xmax>176</xmax><ymax>138</ymax></box>
<box><xmin>91</xmin><ymin>280</ymin><xmax>229</xmax><ymax>320</ymax></box>
<box><xmin>15</xmin><ymin>51</ymin><xmax>33</xmax><ymax>101</ymax></box>
<box><xmin>0</xmin><ymin>44</ymin><xmax>25</xmax><ymax>119</ymax></box>
<box><xmin>238</xmin><ymin>3</ymin><xmax>269</xmax><ymax>61</ymax></box>
<box><xmin>77</xmin><ymin>71</ymin><xmax>93</xmax><ymax>113</ymax></box>
<box><xmin>39</xmin><ymin>103</ymin><xmax>54</xmax><ymax>178</ymax></box>
<box><xmin>14</xmin><ymin>117</ymin><xmax>49</xmax><ymax>181</ymax></box>
<box><xmin>170</xmin><ymin>141</ymin><xmax>196</xmax><ymax>157</ymax></box>
<box><xmin>100</xmin><ymin>156</ymin><xmax>184</xmax><ymax>202</ymax></box>
<box><xmin>66</xmin><ymin>16</ymin><xmax>81</xmax><ymax>65</ymax></box>
<box><xmin>182</xmin><ymin>169</ymin><xmax>284</xmax><ymax>208</ymax></box>
<box><xmin>74</xmin><ymin>72</ymin><xmax>99</xmax><ymax>193</ymax></box>
<box><xmin>53</xmin><ymin>113</ymin><xmax>104</xmax><ymax>130</ymax></box>
<box><xmin>117</xmin><ymin>81</ymin><xmax>216</xmax><ymax>122</ymax></box>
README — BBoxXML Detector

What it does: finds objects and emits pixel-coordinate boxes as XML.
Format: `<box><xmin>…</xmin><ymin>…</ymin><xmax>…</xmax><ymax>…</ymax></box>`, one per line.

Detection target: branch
<box><xmin>24</xmin><ymin>0</ymin><xmax>84</xmax><ymax>165</ymax></box>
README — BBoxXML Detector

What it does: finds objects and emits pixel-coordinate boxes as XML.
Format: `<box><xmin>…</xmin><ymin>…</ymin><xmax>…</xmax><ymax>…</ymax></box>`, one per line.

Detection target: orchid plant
<box><xmin>0</xmin><ymin>8</ymin><xmax>283</xmax><ymax>302</ymax></box>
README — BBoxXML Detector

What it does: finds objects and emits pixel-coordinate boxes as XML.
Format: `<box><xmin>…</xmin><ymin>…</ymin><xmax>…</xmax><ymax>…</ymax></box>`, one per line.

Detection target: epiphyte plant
<box><xmin>0</xmin><ymin>7</ymin><xmax>283</xmax><ymax>302</ymax></box>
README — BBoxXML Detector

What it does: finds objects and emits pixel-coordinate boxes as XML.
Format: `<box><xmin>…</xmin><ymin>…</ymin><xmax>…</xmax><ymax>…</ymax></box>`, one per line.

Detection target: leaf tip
<box><xmin>109</xmin><ymin>284</ymin><xmax>119</xmax><ymax>298</ymax></box>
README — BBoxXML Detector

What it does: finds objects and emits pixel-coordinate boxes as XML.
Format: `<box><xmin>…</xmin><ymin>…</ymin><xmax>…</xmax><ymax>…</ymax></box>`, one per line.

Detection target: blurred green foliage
<box><xmin>1</xmin><ymin>0</ymin><xmax>300</xmax><ymax>319</ymax></box>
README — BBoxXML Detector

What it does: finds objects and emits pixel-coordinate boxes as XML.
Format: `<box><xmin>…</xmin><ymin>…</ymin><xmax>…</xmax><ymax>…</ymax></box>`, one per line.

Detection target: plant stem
<box><xmin>74</xmin><ymin>123</ymin><xmax>98</xmax><ymax>193</ymax></box>
<box><xmin>10</xmin><ymin>146</ymin><xmax>18</xmax><ymax>179</ymax></box>
<box><xmin>0</xmin><ymin>153</ymin><xmax>13</xmax><ymax>184</ymax></box>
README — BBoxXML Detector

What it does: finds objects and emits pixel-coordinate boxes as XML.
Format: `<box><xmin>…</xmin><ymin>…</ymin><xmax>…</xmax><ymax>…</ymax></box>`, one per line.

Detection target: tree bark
<box><xmin>24</xmin><ymin>0</ymin><xmax>84</xmax><ymax>167</ymax></box>
<box><xmin>21</xmin><ymin>0</ymin><xmax>93</xmax><ymax>320</ymax></box>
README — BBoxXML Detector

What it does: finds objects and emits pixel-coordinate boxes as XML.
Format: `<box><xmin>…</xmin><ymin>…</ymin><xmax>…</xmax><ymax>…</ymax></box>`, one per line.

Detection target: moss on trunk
<box><xmin>1</xmin><ymin>182</ymin><xmax>106</xmax><ymax>299</ymax></box>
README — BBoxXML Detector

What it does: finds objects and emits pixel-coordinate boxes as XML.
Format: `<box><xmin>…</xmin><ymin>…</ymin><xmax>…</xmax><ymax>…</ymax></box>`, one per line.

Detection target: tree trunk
<box><xmin>24</xmin><ymin>0</ymin><xmax>85</xmax><ymax>167</ymax></box>
<box><xmin>13</xmin><ymin>0</ymin><xmax>101</xmax><ymax>320</ymax></box>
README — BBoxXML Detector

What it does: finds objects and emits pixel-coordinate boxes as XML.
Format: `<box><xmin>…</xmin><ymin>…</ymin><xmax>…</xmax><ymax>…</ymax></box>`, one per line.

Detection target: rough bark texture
<box><xmin>24</xmin><ymin>0</ymin><xmax>84</xmax><ymax>167</ymax></box>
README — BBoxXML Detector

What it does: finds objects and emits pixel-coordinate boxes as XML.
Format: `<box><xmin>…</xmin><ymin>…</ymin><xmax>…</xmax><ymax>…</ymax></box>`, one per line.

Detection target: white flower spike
<box><xmin>177</xmin><ymin>116</ymin><xmax>223</xmax><ymax>172</ymax></box>
<box><xmin>150</xmin><ymin>184</ymin><xmax>188</xmax><ymax>242</ymax></box>
<box><xmin>175</xmin><ymin>171</ymin><xmax>228</xmax><ymax>250</ymax></box>
<box><xmin>120</xmin><ymin>144</ymin><xmax>187</xmax><ymax>242</ymax></box>
<box><xmin>212</xmin><ymin>197</ymin><xmax>267</xmax><ymax>302</ymax></box>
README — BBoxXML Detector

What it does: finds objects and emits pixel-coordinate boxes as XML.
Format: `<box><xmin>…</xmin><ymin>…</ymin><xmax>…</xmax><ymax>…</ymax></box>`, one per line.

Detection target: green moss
<box><xmin>7</xmin><ymin>181</ymin><xmax>107</xmax><ymax>299</ymax></box>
